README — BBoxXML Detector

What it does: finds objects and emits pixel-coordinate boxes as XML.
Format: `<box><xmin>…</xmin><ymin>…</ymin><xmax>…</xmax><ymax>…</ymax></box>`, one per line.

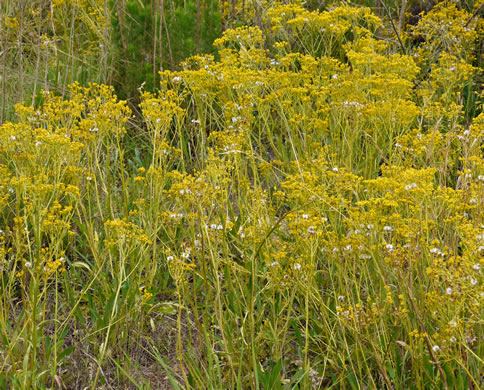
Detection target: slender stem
<box><xmin>377</xmin><ymin>0</ymin><xmax>406</xmax><ymax>55</ymax></box>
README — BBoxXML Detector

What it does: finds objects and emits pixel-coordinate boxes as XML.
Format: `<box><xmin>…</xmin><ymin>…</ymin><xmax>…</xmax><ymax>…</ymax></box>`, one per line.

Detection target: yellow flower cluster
<box><xmin>1</xmin><ymin>1</ymin><xmax>483</xmax><ymax>387</ymax></box>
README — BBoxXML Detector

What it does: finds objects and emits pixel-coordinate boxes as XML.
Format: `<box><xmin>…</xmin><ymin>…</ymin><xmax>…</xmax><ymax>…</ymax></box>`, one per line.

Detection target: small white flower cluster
<box><xmin>343</xmin><ymin>101</ymin><xmax>363</xmax><ymax>109</ymax></box>
<box><xmin>405</xmin><ymin>183</ymin><xmax>417</xmax><ymax>191</ymax></box>
<box><xmin>429</xmin><ymin>247</ymin><xmax>444</xmax><ymax>256</ymax></box>
<box><xmin>205</xmin><ymin>223</ymin><xmax>223</xmax><ymax>231</ymax></box>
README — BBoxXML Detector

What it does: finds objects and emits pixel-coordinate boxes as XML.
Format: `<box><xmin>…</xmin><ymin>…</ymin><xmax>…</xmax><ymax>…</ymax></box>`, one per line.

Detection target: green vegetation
<box><xmin>0</xmin><ymin>1</ymin><xmax>483</xmax><ymax>388</ymax></box>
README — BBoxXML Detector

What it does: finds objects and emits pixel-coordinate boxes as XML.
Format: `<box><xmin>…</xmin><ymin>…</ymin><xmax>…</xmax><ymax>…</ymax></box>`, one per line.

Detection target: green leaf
<box><xmin>57</xmin><ymin>346</ymin><xmax>75</xmax><ymax>362</ymax></box>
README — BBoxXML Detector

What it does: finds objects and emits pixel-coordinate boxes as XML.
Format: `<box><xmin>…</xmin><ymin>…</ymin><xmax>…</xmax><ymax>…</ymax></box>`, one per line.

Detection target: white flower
<box><xmin>270</xmin><ymin>261</ymin><xmax>279</xmax><ymax>267</ymax></box>
<box><xmin>10</xmin><ymin>135</ymin><xmax>16</xmax><ymax>140</ymax></box>
<box><xmin>449</xmin><ymin>320</ymin><xmax>457</xmax><ymax>327</ymax></box>
<box><xmin>367</xmin><ymin>224</ymin><xmax>374</xmax><ymax>230</ymax></box>
<box><xmin>167</xmin><ymin>256</ymin><xmax>174</xmax><ymax>261</ymax></box>
<box><xmin>470</xmin><ymin>278</ymin><xmax>477</xmax><ymax>286</ymax></box>
<box><xmin>210</xmin><ymin>224</ymin><xmax>217</xmax><ymax>230</ymax></box>
<box><xmin>343</xmin><ymin>101</ymin><xmax>363</xmax><ymax>109</ymax></box>
<box><xmin>172</xmin><ymin>76</ymin><xmax>182</xmax><ymax>83</ymax></box>
<box><xmin>86</xmin><ymin>176</ymin><xmax>92</xmax><ymax>181</ymax></box>
<box><xmin>429</xmin><ymin>247</ymin><xmax>443</xmax><ymax>256</ymax></box>
<box><xmin>307</xmin><ymin>226</ymin><xmax>316</xmax><ymax>234</ymax></box>
<box><xmin>405</xmin><ymin>183</ymin><xmax>417</xmax><ymax>191</ymax></box>
<box><xmin>217</xmin><ymin>224</ymin><xmax>223</xmax><ymax>230</ymax></box>
<box><xmin>294</xmin><ymin>263</ymin><xmax>302</xmax><ymax>270</ymax></box>
<box><xmin>302</xmin><ymin>214</ymin><xmax>309</xmax><ymax>220</ymax></box>
<box><xmin>35</xmin><ymin>141</ymin><xmax>42</xmax><ymax>147</ymax></box>
<box><xmin>386</xmin><ymin>244</ymin><xmax>393</xmax><ymax>250</ymax></box>
<box><xmin>450</xmin><ymin>336</ymin><xmax>456</xmax><ymax>343</ymax></box>
<box><xmin>446</xmin><ymin>287</ymin><xmax>452</xmax><ymax>295</ymax></box>
<box><xmin>332</xmin><ymin>74</ymin><xmax>338</xmax><ymax>79</ymax></box>
<box><xmin>24</xmin><ymin>261</ymin><xmax>32</xmax><ymax>268</ymax></box>
<box><xmin>432</xmin><ymin>345</ymin><xmax>440</xmax><ymax>352</ymax></box>
<box><xmin>181</xmin><ymin>252</ymin><xmax>190</xmax><ymax>259</ymax></box>
<box><xmin>383</xmin><ymin>226</ymin><xmax>393</xmax><ymax>232</ymax></box>
<box><xmin>332</xmin><ymin>167</ymin><xmax>339</xmax><ymax>173</ymax></box>
<box><xmin>473</xmin><ymin>263</ymin><xmax>480</xmax><ymax>271</ymax></box>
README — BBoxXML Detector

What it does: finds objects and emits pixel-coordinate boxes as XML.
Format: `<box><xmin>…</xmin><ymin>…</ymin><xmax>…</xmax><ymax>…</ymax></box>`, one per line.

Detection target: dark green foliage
<box><xmin>110</xmin><ymin>0</ymin><xmax>222</xmax><ymax>104</ymax></box>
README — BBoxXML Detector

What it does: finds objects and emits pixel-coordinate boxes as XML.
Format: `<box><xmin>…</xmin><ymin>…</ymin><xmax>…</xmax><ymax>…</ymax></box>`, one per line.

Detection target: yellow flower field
<box><xmin>0</xmin><ymin>1</ymin><xmax>483</xmax><ymax>388</ymax></box>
